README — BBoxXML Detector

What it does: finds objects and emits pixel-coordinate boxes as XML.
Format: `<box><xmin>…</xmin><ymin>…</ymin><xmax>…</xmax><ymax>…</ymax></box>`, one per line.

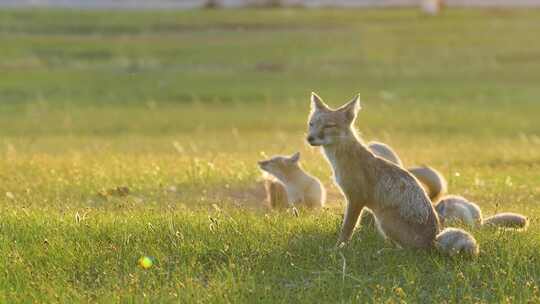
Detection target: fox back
<box><xmin>435</xmin><ymin>195</ymin><xmax>482</xmax><ymax>227</ymax></box>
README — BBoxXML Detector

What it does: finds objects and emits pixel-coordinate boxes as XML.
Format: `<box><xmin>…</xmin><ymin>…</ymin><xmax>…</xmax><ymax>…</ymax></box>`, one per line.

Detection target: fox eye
<box><xmin>309</xmin><ymin>122</ymin><xmax>314</xmax><ymax>127</ymax></box>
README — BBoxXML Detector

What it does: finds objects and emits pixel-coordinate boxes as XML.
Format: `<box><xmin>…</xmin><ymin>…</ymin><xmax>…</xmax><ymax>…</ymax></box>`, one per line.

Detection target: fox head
<box><xmin>258</xmin><ymin>152</ymin><xmax>301</xmax><ymax>181</ymax></box>
<box><xmin>306</xmin><ymin>92</ymin><xmax>361</xmax><ymax>147</ymax></box>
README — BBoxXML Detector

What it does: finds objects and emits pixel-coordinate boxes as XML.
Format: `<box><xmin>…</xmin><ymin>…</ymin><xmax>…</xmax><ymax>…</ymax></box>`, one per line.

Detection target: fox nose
<box><xmin>258</xmin><ymin>161</ymin><xmax>268</xmax><ymax>167</ymax></box>
<box><xmin>306</xmin><ymin>135</ymin><xmax>315</xmax><ymax>143</ymax></box>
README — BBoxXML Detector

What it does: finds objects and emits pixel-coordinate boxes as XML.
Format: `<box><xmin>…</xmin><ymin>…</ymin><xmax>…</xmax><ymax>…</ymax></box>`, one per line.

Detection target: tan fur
<box><xmin>408</xmin><ymin>166</ymin><xmax>448</xmax><ymax>202</ymax></box>
<box><xmin>258</xmin><ymin>152</ymin><xmax>325</xmax><ymax>209</ymax></box>
<box><xmin>367</xmin><ymin>142</ymin><xmax>448</xmax><ymax>202</ymax></box>
<box><xmin>483</xmin><ymin>213</ymin><xmax>529</xmax><ymax>229</ymax></box>
<box><xmin>435</xmin><ymin>195</ymin><xmax>482</xmax><ymax>226</ymax></box>
<box><xmin>435</xmin><ymin>195</ymin><xmax>529</xmax><ymax>229</ymax></box>
<box><xmin>263</xmin><ymin>178</ymin><xmax>288</xmax><ymax>209</ymax></box>
<box><xmin>435</xmin><ymin>228</ymin><xmax>479</xmax><ymax>257</ymax></box>
<box><xmin>307</xmin><ymin>92</ymin><xmax>477</xmax><ymax>256</ymax></box>
<box><xmin>368</xmin><ymin>141</ymin><xmax>403</xmax><ymax>167</ymax></box>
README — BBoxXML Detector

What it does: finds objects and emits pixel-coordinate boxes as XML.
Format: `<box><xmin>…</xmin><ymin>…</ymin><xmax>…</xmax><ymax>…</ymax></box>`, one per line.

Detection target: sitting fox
<box><xmin>258</xmin><ymin>152</ymin><xmax>326</xmax><ymax>209</ymax></box>
<box><xmin>368</xmin><ymin>141</ymin><xmax>448</xmax><ymax>202</ymax></box>
<box><xmin>306</xmin><ymin>92</ymin><xmax>478</xmax><ymax>256</ymax></box>
<box><xmin>435</xmin><ymin>195</ymin><xmax>529</xmax><ymax>229</ymax></box>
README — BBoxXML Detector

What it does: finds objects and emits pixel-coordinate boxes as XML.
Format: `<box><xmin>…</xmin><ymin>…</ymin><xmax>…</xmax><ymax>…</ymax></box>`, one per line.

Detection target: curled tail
<box><xmin>483</xmin><ymin>212</ymin><xmax>529</xmax><ymax>229</ymax></box>
<box><xmin>409</xmin><ymin>166</ymin><xmax>448</xmax><ymax>202</ymax></box>
<box><xmin>435</xmin><ymin>227</ymin><xmax>479</xmax><ymax>257</ymax></box>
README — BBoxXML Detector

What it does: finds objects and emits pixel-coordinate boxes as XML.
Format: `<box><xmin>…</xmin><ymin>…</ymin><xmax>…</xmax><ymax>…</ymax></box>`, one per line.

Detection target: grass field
<box><xmin>1</xmin><ymin>8</ymin><xmax>540</xmax><ymax>303</ymax></box>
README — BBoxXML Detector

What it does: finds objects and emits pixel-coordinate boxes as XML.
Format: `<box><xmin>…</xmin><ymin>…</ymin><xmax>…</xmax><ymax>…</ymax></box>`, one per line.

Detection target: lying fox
<box><xmin>306</xmin><ymin>92</ymin><xmax>478</xmax><ymax>256</ymax></box>
<box><xmin>368</xmin><ymin>141</ymin><xmax>448</xmax><ymax>202</ymax></box>
<box><xmin>369</xmin><ymin>144</ymin><xmax>529</xmax><ymax>229</ymax></box>
<box><xmin>258</xmin><ymin>152</ymin><xmax>326</xmax><ymax>209</ymax></box>
<box><xmin>435</xmin><ymin>195</ymin><xmax>529</xmax><ymax>229</ymax></box>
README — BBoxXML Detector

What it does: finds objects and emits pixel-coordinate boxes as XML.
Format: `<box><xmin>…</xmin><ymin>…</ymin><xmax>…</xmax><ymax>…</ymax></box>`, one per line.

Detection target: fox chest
<box><xmin>324</xmin><ymin>151</ymin><xmax>345</xmax><ymax>186</ymax></box>
<box><xmin>332</xmin><ymin>169</ymin><xmax>368</xmax><ymax>201</ymax></box>
<box><xmin>324</xmin><ymin>149</ymin><xmax>369</xmax><ymax>200</ymax></box>
<box><xmin>284</xmin><ymin>186</ymin><xmax>304</xmax><ymax>204</ymax></box>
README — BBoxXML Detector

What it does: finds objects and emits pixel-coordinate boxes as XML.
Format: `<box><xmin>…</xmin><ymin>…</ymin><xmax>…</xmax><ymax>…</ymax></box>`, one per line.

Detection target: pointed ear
<box><xmin>310</xmin><ymin>92</ymin><xmax>330</xmax><ymax>112</ymax></box>
<box><xmin>289</xmin><ymin>152</ymin><xmax>300</xmax><ymax>163</ymax></box>
<box><xmin>338</xmin><ymin>94</ymin><xmax>361</xmax><ymax>123</ymax></box>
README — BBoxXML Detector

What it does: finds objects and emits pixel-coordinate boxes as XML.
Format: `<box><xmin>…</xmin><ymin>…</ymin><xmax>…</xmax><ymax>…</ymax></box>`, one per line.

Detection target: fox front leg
<box><xmin>337</xmin><ymin>200</ymin><xmax>365</xmax><ymax>246</ymax></box>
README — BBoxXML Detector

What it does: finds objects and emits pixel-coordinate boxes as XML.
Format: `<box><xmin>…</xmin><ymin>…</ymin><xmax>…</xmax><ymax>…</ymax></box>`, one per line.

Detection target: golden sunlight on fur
<box><xmin>307</xmin><ymin>92</ymin><xmax>478</xmax><ymax>256</ymax></box>
<box><xmin>258</xmin><ymin>152</ymin><xmax>325</xmax><ymax>209</ymax></box>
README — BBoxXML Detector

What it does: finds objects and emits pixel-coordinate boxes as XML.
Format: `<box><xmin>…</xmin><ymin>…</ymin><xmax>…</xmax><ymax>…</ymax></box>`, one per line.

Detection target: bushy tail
<box><xmin>368</xmin><ymin>141</ymin><xmax>403</xmax><ymax>167</ymax></box>
<box><xmin>435</xmin><ymin>228</ymin><xmax>479</xmax><ymax>257</ymax></box>
<box><xmin>264</xmin><ymin>179</ymin><xmax>288</xmax><ymax>209</ymax></box>
<box><xmin>409</xmin><ymin>166</ymin><xmax>448</xmax><ymax>202</ymax></box>
<box><xmin>483</xmin><ymin>212</ymin><xmax>529</xmax><ymax>229</ymax></box>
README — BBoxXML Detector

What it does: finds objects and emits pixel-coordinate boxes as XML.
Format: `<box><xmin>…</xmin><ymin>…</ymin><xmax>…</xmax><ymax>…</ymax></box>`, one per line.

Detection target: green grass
<box><xmin>1</xmin><ymin>8</ymin><xmax>540</xmax><ymax>303</ymax></box>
